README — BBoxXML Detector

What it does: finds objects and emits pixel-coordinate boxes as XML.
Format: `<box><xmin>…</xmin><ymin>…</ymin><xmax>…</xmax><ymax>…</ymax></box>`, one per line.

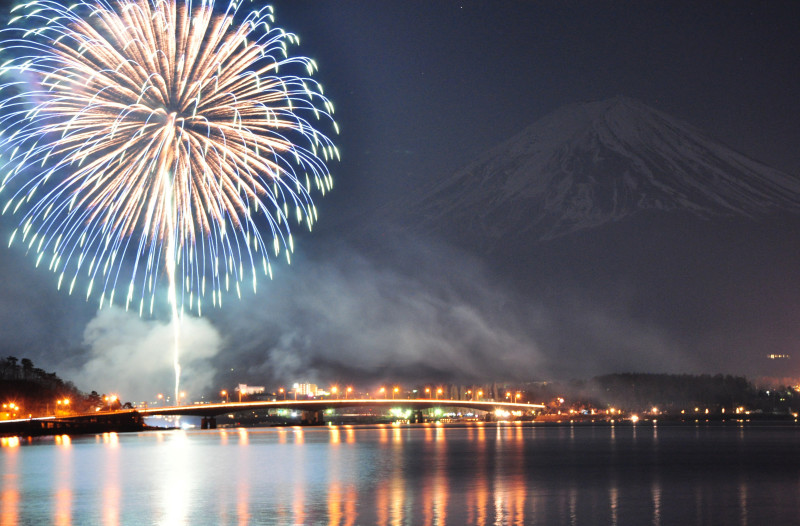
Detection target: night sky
<box><xmin>1</xmin><ymin>0</ymin><xmax>799</xmax><ymax>400</ymax></box>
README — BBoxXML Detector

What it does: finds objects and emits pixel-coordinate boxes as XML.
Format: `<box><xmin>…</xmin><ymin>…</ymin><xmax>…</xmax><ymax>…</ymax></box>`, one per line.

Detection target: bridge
<box><xmin>140</xmin><ymin>398</ymin><xmax>546</xmax><ymax>427</ymax></box>
<box><xmin>0</xmin><ymin>398</ymin><xmax>545</xmax><ymax>436</ymax></box>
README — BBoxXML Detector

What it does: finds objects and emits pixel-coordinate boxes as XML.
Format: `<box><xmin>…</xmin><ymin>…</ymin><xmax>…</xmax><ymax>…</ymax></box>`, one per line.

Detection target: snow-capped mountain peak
<box><xmin>414</xmin><ymin>96</ymin><xmax>800</xmax><ymax>241</ymax></box>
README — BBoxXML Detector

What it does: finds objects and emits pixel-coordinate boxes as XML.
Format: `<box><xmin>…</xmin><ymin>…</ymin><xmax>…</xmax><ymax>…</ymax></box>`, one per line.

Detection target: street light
<box><xmin>221</xmin><ymin>390</ymin><xmax>228</xmax><ymax>403</ymax></box>
<box><xmin>331</xmin><ymin>386</ymin><xmax>338</xmax><ymax>398</ymax></box>
<box><xmin>379</xmin><ymin>387</ymin><xmax>386</xmax><ymax>398</ymax></box>
<box><xmin>477</xmin><ymin>390</ymin><xmax>483</xmax><ymax>400</ymax></box>
<box><xmin>425</xmin><ymin>387</ymin><xmax>431</xmax><ymax>398</ymax></box>
<box><xmin>436</xmin><ymin>388</ymin><xmax>442</xmax><ymax>400</ymax></box>
<box><xmin>279</xmin><ymin>387</ymin><xmax>286</xmax><ymax>400</ymax></box>
<box><xmin>392</xmin><ymin>387</ymin><xmax>399</xmax><ymax>400</ymax></box>
<box><xmin>346</xmin><ymin>387</ymin><xmax>352</xmax><ymax>399</ymax></box>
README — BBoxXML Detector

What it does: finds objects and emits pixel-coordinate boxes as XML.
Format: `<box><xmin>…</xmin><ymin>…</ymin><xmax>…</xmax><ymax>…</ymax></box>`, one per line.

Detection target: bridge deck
<box><xmin>140</xmin><ymin>398</ymin><xmax>545</xmax><ymax>418</ymax></box>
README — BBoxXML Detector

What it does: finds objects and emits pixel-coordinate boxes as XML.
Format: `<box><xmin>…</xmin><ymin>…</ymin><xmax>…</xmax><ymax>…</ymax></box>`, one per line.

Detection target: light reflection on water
<box><xmin>1</xmin><ymin>423</ymin><xmax>800</xmax><ymax>525</ymax></box>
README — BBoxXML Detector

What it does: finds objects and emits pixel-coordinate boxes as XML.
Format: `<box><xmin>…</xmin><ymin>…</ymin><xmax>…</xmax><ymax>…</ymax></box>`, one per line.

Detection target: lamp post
<box><xmin>436</xmin><ymin>388</ymin><xmax>442</xmax><ymax>400</ymax></box>
<box><xmin>379</xmin><ymin>387</ymin><xmax>386</xmax><ymax>398</ymax></box>
<box><xmin>393</xmin><ymin>387</ymin><xmax>399</xmax><ymax>400</ymax></box>
<box><xmin>477</xmin><ymin>390</ymin><xmax>483</xmax><ymax>400</ymax></box>
<box><xmin>331</xmin><ymin>386</ymin><xmax>338</xmax><ymax>399</ymax></box>
<box><xmin>425</xmin><ymin>387</ymin><xmax>431</xmax><ymax>399</ymax></box>
<box><xmin>346</xmin><ymin>387</ymin><xmax>352</xmax><ymax>399</ymax></box>
<box><xmin>221</xmin><ymin>390</ymin><xmax>228</xmax><ymax>403</ymax></box>
<box><xmin>279</xmin><ymin>387</ymin><xmax>285</xmax><ymax>400</ymax></box>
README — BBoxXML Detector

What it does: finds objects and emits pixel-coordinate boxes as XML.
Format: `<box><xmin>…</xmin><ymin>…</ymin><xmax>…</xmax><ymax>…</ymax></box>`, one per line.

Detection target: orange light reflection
<box><xmin>376</xmin><ymin>479</ymin><xmax>388</xmax><ymax>526</ymax></box>
<box><xmin>0</xmin><ymin>488</ymin><xmax>18</xmax><ymax>526</ymax></box>
<box><xmin>293</xmin><ymin>484</ymin><xmax>306</xmax><ymax>526</ymax></box>
<box><xmin>1</xmin><ymin>441</ymin><xmax>19</xmax><ymax>526</ymax></box>
<box><xmin>328</xmin><ymin>482</ymin><xmax>342</xmax><ymax>526</ymax></box>
<box><xmin>237</xmin><ymin>477</ymin><xmax>250</xmax><ymax>526</ymax></box>
<box><xmin>54</xmin><ymin>434</ymin><xmax>73</xmax><ymax>526</ymax></box>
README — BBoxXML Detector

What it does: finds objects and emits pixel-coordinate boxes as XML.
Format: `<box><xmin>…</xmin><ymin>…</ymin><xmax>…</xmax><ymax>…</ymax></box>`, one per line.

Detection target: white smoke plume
<box><xmin>67</xmin><ymin>307</ymin><xmax>223</xmax><ymax>403</ymax></box>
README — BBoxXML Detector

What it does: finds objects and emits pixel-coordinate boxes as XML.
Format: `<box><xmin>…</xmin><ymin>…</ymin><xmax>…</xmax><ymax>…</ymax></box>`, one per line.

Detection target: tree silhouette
<box><xmin>20</xmin><ymin>358</ymin><xmax>33</xmax><ymax>381</ymax></box>
<box><xmin>5</xmin><ymin>356</ymin><xmax>18</xmax><ymax>379</ymax></box>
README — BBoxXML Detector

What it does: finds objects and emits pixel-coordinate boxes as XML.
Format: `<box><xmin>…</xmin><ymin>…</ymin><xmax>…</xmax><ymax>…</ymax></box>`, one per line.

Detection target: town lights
<box><xmin>103</xmin><ymin>395</ymin><xmax>119</xmax><ymax>411</ymax></box>
<box><xmin>56</xmin><ymin>398</ymin><xmax>70</xmax><ymax>413</ymax></box>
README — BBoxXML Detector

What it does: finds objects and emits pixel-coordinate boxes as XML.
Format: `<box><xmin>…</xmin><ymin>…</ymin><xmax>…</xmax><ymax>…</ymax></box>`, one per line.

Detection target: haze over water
<box><xmin>2</xmin><ymin>422</ymin><xmax>800</xmax><ymax>525</ymax></box>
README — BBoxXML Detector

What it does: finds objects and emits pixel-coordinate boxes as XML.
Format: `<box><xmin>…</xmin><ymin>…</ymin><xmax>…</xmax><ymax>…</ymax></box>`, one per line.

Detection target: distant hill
<box><xmin>0</xmin><ymin>356</ymin><xmax>87</xmax><ymax>416</ymax></box>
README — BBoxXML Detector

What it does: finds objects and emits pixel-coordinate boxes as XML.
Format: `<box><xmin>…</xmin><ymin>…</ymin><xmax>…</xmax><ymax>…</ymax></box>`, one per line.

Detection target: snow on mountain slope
<box><xmin>414</xmin><ymin>97</ymin><xmax>800</xmax><ymax>241</ymax></box>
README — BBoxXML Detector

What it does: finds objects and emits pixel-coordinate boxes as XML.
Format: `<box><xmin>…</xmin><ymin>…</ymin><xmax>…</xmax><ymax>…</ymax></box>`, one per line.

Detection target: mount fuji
<box><xmin>411</xmin><ymin>96</ymin><xmax>800</xmax><ymax>243</ymax></box>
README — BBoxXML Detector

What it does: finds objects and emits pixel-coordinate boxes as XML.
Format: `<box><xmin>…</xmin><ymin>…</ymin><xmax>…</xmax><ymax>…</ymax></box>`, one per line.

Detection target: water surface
<box><xmin>2</xmin><ymin>422</ymin><xmax>800</xmax><ymax>525</ymax></box>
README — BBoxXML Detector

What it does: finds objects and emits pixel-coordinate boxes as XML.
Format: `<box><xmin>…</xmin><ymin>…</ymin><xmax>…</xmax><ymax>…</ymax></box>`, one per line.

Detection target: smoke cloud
<box><xmin>67</xmin><ymin>307</ymin><xmax>223</xmax><ymax>402</ymax></box>
<box><xmin>211</xmin><ymin>238</ymin><xmax>548</xmax><ymax>386</ymax></box>
<box><xmin>208</xmin><ymin>235</ymin><xmax>694</xmax><ymax>389</ymax></box>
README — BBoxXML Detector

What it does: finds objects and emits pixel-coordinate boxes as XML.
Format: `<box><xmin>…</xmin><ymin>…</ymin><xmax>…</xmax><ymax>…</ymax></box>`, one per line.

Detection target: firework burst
<box><xmin>0</xmin><ymin>0</ymin><xmax>338</xmax><ymax>314</ymax></box>
<box><xmin>0</xmin><ymin>0</ymin><xmax>338</xmax><ymax>400</ymax></box>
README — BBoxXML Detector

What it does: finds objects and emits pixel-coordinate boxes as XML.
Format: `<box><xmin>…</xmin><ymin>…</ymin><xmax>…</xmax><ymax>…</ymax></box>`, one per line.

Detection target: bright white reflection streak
<box><xmin>161</xmin><ymin>431</ymin><xmax>192</xmax><ymax>525</ymax></box>
<box><xmin>102</xmin><ymin>433</ymin><xmax>120</xmax><ymax>526</ymax></box>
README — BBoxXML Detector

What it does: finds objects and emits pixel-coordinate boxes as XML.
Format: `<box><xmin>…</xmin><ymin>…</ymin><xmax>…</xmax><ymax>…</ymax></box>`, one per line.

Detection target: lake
<box><xmin>2</xmin><ymin>421</ymin><xmax>800</xmax><ymax>525</ymax></box>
